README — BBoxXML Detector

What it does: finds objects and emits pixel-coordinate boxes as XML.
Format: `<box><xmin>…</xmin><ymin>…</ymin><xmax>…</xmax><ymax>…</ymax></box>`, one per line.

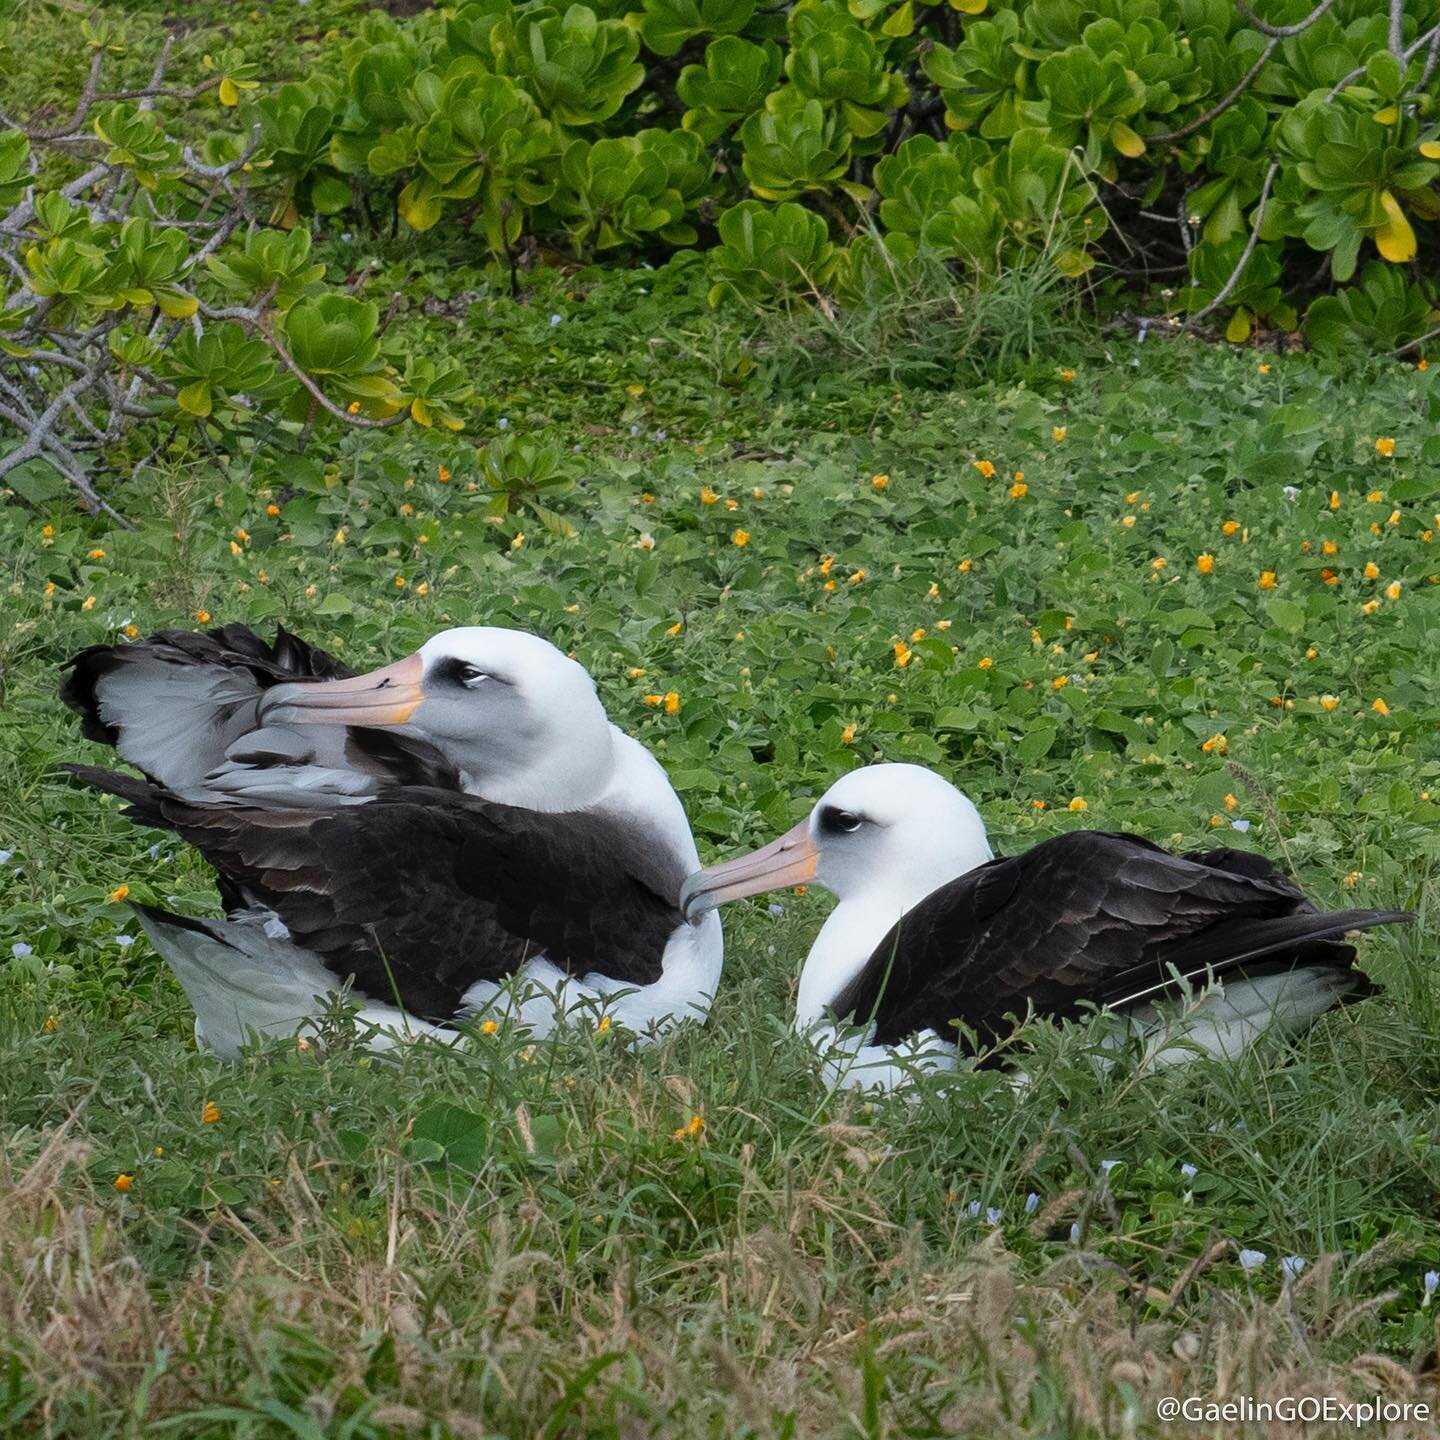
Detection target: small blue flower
<box><xmin>1238</xmin><ymin>1248</ymin><xmax>1266</xmax><ymax>1272</ymax></box>
<box><xmin>498</xmin><ymin>417</ymin><xmax>510</xmax><ymax>431</ymax></box>
<box><xmin>11</xmin><ymin>942</ymin><xmax>33</xmax><ymax>959</ymax></box>
<box><xmin>0</xmin><ymin>850</ymin><xmax>12</xmax><ymax>864</ymax></box>
<box><xmin>767</xmin><ymin>903</ymin><xmax>785</xmax><ymax>917</ymax></box>
<box><xmin>340</xmin><ymin>231</ymin><xmax>353</xmax><ymax>243</ymax></box>
<box><xmin>966</xmin><ymin>1200</ymin><xmax>981</xmax><ymax>1218</ymax></box>
<box><xmin>1100</xmin><ymin>1159</ymin><xmax>1120</xmax><ymax>1176</ymax></box>
<box><xmin>1181</xmin><ymin>1162</ymin><xmax>1198</xmax><ymax>1181</ymax></box>
<box><xmin>985</xmin><ymin>1207</ymin><xmax>1003</xmax><ymax>1227</ymax></box>
<box><xmin>1069</xmin><ymin>1222</ymin><xmax>1081</xmax><ymax>1244</ymax></box>
<box><xmin>1423</xmin><ymin>1271</ymin><xmax>1439</xmax><ymax>1308</ymax></box>
<box><xmin>1230</xmin><ymin>819</ymin><xmax>1252</xmax><ymax>833</ymax></box>
<box><xmin>148</xmin><ymin>844</ymin><xmax>161</xmax><ymax>861</ymax></box>
<box><xmin>1281</xmin><ymin>1255</ymin><xmax>1307</xmax><ymax>1279</ymax></box>
<box><xmin>114</xmin><ymin>934</ymin><xmax>135</xmax><ymax>948</ymax></box>
<box><xmin>1024</xmin><ymin>1191</ymin><xmax>1039</xmax><ymax>1214</ymax></box>
<box><xmin>655</xmin><ymin>429</ymin><xmax>668</xmax><ymax>441</ymax></box>
<box><xmin>629</xmin><ymin>424</ymin><xmax>641</xmax><ymax>437</ymax></box>
<box><xmin>549</xmin><ymin>313</ymin><xmax>563</xmax><ymax>326</ymax></box>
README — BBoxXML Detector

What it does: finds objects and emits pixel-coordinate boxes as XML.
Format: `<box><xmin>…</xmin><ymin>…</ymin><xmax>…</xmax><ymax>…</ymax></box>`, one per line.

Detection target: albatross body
<box><xmin>62</xmin><ymin>624</ymin><xmax>721</xmax><ymax>1056</ymax></box>
<box><xmin>682</xmin><ymin>764</ymin><xmax>1410</xmax><ymax>1090</ymax></box>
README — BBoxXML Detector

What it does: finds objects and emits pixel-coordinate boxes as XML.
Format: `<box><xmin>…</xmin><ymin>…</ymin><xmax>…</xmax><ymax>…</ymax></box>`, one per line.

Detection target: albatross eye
<box><xmin>821</xmin><ymin>806</ymin><xmax>864</xmax><ymax>835</ymax></box>
<box><xmin>438</xmin><ymin>658</ymin><xmax>492</xmax><ymax>687</ymax></box>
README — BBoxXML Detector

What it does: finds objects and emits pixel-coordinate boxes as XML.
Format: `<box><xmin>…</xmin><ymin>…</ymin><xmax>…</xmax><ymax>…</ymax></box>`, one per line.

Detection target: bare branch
<box><xmin>1232</xmin><ymin>0</ymin><xmax>1340</xmax><ymax>38</ymax></box>
<box><xmin>21</xmin><ymin>50</ymin><xmax>105</xmax><ymax>141</ymax></box>
<box><xmin>257</xmin><ymin>316</ymin><xmax>410</xmax><ymax>431</ymax></box>
<box><xmin>1151</xmin><ymin>37</ymin><xmax>1281</xmax><ymax>145</ymax></box>
<box><xmin>1185</xmin><ymin>159</ymin><xmax>1278</xmax><ymax>326</ymax></box>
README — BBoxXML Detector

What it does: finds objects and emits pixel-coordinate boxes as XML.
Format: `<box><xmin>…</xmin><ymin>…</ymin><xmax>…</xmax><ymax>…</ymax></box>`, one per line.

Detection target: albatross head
<box><xmin>680</xmin><ymin>763</ymin><xmax>992</xmax><ymax>920</ymax></box>
<box><xmin>259</xmin><ymin>626</ymin><xmax>615</xmax><ymax>810</ymax></box>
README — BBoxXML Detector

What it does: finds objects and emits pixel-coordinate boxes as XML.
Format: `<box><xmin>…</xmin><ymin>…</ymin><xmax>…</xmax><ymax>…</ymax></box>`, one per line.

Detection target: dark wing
<box><xmin>831</xmin><ymin>830</ymin><xmax>1407</xmax><ymax>1049</ymax></box>
<box><xmin>61</xmin><ymin>624</ymin><xmax>454</xmax><ymax>804</ymax></box>
<box><xmin>66</xmin><ymin>766</ymin><xmax>684</xmax><ymax>1021</ymax></box>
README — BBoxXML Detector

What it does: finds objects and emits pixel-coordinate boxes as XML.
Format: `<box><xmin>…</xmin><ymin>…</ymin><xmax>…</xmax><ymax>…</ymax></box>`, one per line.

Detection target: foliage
<box><xmin>5</xmin><ymin>247</ymin><xmax>1440</xmax><ymax>1433</ymax></box>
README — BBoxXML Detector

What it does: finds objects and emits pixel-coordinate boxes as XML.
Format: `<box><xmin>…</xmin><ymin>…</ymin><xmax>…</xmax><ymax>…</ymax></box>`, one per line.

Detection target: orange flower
<box><xmin>1060</xmin><ymin>369</ymin><xmax>1076</xmax><ymax>382</ymax></box>
<box><xmin>1329</xmin><ymin>490</ymin><xmax>1341</xmax><ymax>511</ymax></box>
<box><xmin>1386</xmin><ymin>580</ymin><xmax>1401</xmax><ymax>600</ymax></box>
<box><xmin>973</xmin><ymin>460</ymin><xmax>996</xmax><ymax>479</ymax></box>
<box><xmin>201</xmin><ymin>1101</ymin><xmax>220</xmax><ymax>1125</ymax></box>
<box><xmin>1321</xmin><ymin>540</ymin><xmax>1337</xmax><ymax>556</ymax></box>
<box><xmin>1375</xmin><ymin>437</ymin><xmax>1396</xmax><ymax>457</ymax></box>
<box><xmin>893</xmin><ymin>641</ymin><xmax>912</xmax><ymax>668</ymax></box>
<box><xmin>1222</xmin><ymin>520</ymin><xmax>1240</xmax><ymax>537</ymax></box>
<box><xmin>1372</xmin><ymin>697</ymin><xmax>1390</xmax><ymax>716</ymax></box>
<box><xmin>871</xmin><ymin>474</ymin><xmax>890</xmax><ymax>490</ymax></box>
<box><xmin>195</xmin><ymin>609</ymin><xmax>211</xmax><ymax>623</ymax></box>
<box><xmin>480</xmin><ymin>1019</ymin><xmax>499</xmax><ymax>1035</ymax></box>
<box><xmin>1196</xmin><ymin>553</ymin><xmax>1215</xmax><ymax>574</ymax></box>
<box><xmin>977</xmin><ymin>657</ymin><xmax>993</xmax><ymax>669</ymax></box>
<box><xmin>113</xmin><ymin>1174</ymin><xmax>134</xmax><ymax>1193</ymax></box>
<box><xmin>1364</xmin><ymin>561</ymin><xmax>1380</xmax><ymax>580</ymax></box>
<box><xmin>1258</xmin><ymin>571</ymin><xmax>1277</xmax><ymax>590</ymax></box>
<box><xmin>732</xmin><ymin>529</ymin><xmax>750</xmax><ymax>547</ymax></box>
<box><xmin>1200</xmin><ymin>733</ymin><xmax>1228</xmax><ymax>755</ymax></box>
<box><xmin>664</xmin><ymin>691</ymin><xmax>681</xmax><ymax>715</ymax></box>
<box><xmin>108</xmin><ymin>884</ymin><xmax>129</xmax><ymax>904</ymax></box>
<box><xmin>1009</xmin><ymin>481</ymin><xmax>1028</xmax><ymax>499</ymax></box>
<box><xmin>437</xmin><ymin>465</ymin><xmax>451</xmax><ymax>482</ymax></box>
<box><xmin>1321</xmin><ymin>569</ymin><xmax>1338</xmax><ymax>585</ymax></box>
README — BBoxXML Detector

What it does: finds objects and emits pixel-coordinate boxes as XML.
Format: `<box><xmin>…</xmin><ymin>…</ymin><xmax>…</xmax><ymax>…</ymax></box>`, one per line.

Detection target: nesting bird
<box><xmin>62</xmin><ymin>623</ymin><xmax>722</xmax><ymax>1056</ymax></box>
<box><xmin>682</xmin><ymin>763</ymin><xmax>1411</xmax><ymax>1089</ymax></box>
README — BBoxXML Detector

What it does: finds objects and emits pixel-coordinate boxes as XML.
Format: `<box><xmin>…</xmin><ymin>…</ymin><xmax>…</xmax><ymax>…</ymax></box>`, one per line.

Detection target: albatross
<box><xmin>62</xmin><ymin>623</ymin><xmax>722</xmax><ymax>1057</ymax></box>
<box><xmin>680</xmin><ymin>763</ymin><xmax>1410</xmax><ymax>1089</ymax></box>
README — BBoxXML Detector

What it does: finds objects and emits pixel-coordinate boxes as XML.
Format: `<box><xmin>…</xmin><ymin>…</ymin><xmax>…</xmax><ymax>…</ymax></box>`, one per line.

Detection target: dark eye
<box><xmin>456</xmin><ymin>664</ymin><xmax>488</xmax><ymax>686</ymax></box>
<box><xmin>821</xmin><ymin>806</ymin><xmax>864</xmax><ymax>834</ymax></box>
<box><xmin>437</xmin><ymin>657</ymin><xmax>492</xmax><ymax>687</ymax></box>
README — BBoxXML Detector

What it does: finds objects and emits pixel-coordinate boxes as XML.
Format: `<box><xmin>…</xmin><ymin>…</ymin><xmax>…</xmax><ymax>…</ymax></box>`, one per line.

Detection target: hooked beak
<box><xmin>680</xmin><ymin>819</ymin><xmax>818</xmax><ymax>922</ymax></box>
<box><xmin>260</xmin><ymin>652</ymin><xmax>426</xmax><ymax>727</ymax></box>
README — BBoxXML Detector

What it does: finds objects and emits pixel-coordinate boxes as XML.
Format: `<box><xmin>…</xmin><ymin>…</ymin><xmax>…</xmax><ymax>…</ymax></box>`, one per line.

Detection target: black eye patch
<box><xmin>434</xmin><ymin>658</ymin><xmax>508</xmax><ymax>687</ymax></box>
<box><xmin>819</xmin><ymin>806</ymin><xmax>864</xmax><ymax>835</ymax></box>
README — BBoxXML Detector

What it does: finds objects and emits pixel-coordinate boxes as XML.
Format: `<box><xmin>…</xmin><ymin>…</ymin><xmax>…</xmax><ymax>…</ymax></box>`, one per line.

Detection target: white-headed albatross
<box><xmin>680</xmin><ymin>763</ymin><xmax>1410</xmax><ymax>1090</ymax></box>
<box><xmin>62</xmin><ymin>624</ymin><xmax>722</xmax><ymax>1057</ymax></box>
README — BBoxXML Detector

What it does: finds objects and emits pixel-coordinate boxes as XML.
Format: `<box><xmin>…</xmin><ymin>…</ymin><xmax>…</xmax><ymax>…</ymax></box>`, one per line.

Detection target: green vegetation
<box><xmin>4</xmin><ymin>2</ymin><xmax>1440</xmax><ymax>1436</ymax></box>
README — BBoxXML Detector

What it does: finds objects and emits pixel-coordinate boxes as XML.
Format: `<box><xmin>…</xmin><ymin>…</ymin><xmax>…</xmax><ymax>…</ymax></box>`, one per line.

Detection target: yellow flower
<box><xmin>1032</xmin><ymin>799</ymin><xmax>1046</xmax><ymax>810</ymax></box>
<box><xmin>43</xmin><ymin>1015</ymin><xmax>59</xmax><ymax>1033</ymax></box>
<box><xmin>1321</xmin><ymin>568</ymin><xmax>1338</xmax><ymax>586</ymax></box>
<box><xmin>643</xmin><ymin>693</ymin><xmax>662</xmax><ymax>707</ymax></box>
<box><xmin>82</xmin><ymin>595</ymin><xmax>97</xmax><ymax>611</ymax></box>
<box><xmin>636</xmin><ymin>532</ymin><xmax>655</xmax><ymax>550</ymax></box>
<box><xmin>1258</xmin><ymin>571</ymin><xmax>1277</xmax><ymax>590</ymax></box>
<box><xmin>347</xmin><ymin>400</ymin><xmax>361</xmax><ymax>415</ymax></box>
<box><xmin>1367</xmin><ymin>490</ymin><xmax>1385</xmax><ymax>504</ymax></box>
<box><xmin>664</xmin><ymin>691</ymin><xmax>681</xmax><ymax>715</ymax></box>
<box><xmin>415</xmin><ymin>581</ymin><xmax>429</xmax><ymax>596</ymax></box>
<box><xmin>1320</xmin><ymin>695</ymin><xmax>1340</xmax><ymax>711</ymax></box>
<box><xmin>1052</xmin><ymin>675</ymin><xmax>1068</xmax><ymax>690</ymax></box>
<box><xmin>840</xmin><ymin>723</ymin><xmax>856</xmax><ymax>745</ymax></box>
<box><xmin>1196</xmin><ymin>553</ymin><xmax>1215</xmax><ymax>574</ymax></box>
<box><xmin>626</xmin><ymin>383</ymin><xmax>645</xmax><ymax>398</ymax></box>
<box><xmin>201</xmin><ymin>1101</ymin><xmax>220</xmax><ymax>1125</ymax></box>
<box><xmin>628</xmin><ymin>666</ymin><xmax>647</xmax><ymax>678</ymax></box>
<box><xmin>1052</xmin><ymin>427</ymin><xmax>1067</xmax><ymax>442</ymax></box>
<box><xmin>1375</xmin><ymin>437</ymin><xmax>1396</xmax><ymax>457</ymax></box>
<box><xmin>1068</xmin><ymin>797</ymin><xmax>1087</xmax><ymax>812</ymax></box>
<box><xmin>927</xmin><ymin>582</ymin><xmax>940</xmax><ymax>599</ymax></box>
<box><xmin>1200</xmin><ymin>733</ymin><xmax>1228</xmax><ymax>755</ymax></box>
<box><xmin>1305</xmin><ymin>647</ymin><xmax>1318</xmax><ymax>659</ymax></box>
<box><xmin>849</xmin><ymin>569</ymin><xmax>865</xmax><ymax>585</ymax></box>
<box><xmin>977</xmin><ymin>657</ymin><xmax>993</xmax><ymax>669</ymax></box>
<box><xmin>1388</xmin><ymin>509</ymin><xmax>1401</xmax><ymax>526</ymax></box>
<box><xmin>1009</xmin><ymin>481</ymin><xmax>1028</xmax><ymax>499</ymax></box>
<box><xmin>266</xmin><ymin>503</ymin><xmax>281</xmax><ymax>517</ymax></box>
<box><xmin>510</xmin><ymin>533</ymin><xmax>524</xmax><ymax>550</ymax></box>
<box><xmin>1224</xmin><ymin>793</ymin><xmax>1238</xmax><ymax>811</ymax></box>
<box><xmin>1258</xmin><ymin>363</ymin><xmax>1271</xmax><ymax>375</ymax></box>
<box><xmin>641</xmin><ymin>492</ymin><xmax>655</xmax><ymax>504</ymax></box>
<box><xmin>936</xmin><ymin>619</ymin><xmax>952</xmax><ymax>631</ymax></box>
<box><xmin>480</xmin><ymin>1019</ymin><xmax>499</xmax><ymax>1036</ymax></box>
<box><xmin>108</xmin><ymin>884</ymin><xmax>129</xmax><ymax>904</ymax></box>
<box><xmin>113</xmin><ymin>1174</ymin><xmax>134</xmax><ymax>1193</ymax></box>
<box><xmin>1222</xmin><ymin>519</ymin><xmax>1240</xmax><ymax>537</ymax></box>
<box><xmin>871</xmin><ymin>473</ymin><xmax>890</xmax><ymax>490</ymax></box>
<box><xmin>972</xmin><ymin>460</ymin><xmax>996</xmax><ymax>479</ymax></box>
<box><xmin>957</xmin><ymin>559</ymin><xmax>973</xmax><ymax>573</ymax></box>
<box><xmin>1151</xmin><ymin>557</ymin><xmax>1166</xmax><ymax>571</ymax></box>
<box><xmin>1361</xmin><ymin>599</ymin><xmax>1380</xmax><ymax>615</ymax></box>
<box><xmin>1387</xmin><ymin>580</ymin><xmax>1401</xmax><ymax>600</ymax></box>
<box><xmin>1061</xmin><ymin>369</ymin><xmax>1076</xmax><ymax>382</ymax></box>
<box><xmin>333</xmin><ymin>528</ymin><xmax>347</xmax><ymax>545</ymax></box>
<box><xmin>88</xmin><ymin>548</ymin><xmax>106</xmax><ymax>560</ymax></box>
<box><xmin>437</xmin><ymin>465</ymin><xmax>451</xmax><ymax>482</ymax></box>
<box><xmin>667</xmin><ymin>622</ymin><xmax>682</xmax><ymax>636</ymax></box>
<box><xmin>893</xmin><ymin>641</ymin><xmax>912</xmax><ymax>668</ymax></box>
<box><xmin>1372</xmin><ymin>697</ymin><xmax>1390</xmax><ymax>716</ymax></box>
<box><xmin>1329</xmin><ymin>490</ymin><xmax>1341</xmax><ymax>511</ymax></box>
<box><xmin>732</xmin><ymin>529</ymin><xmax>750</xmax><ymax>547</ymax></box>
<box><xmin>1322</xmin><ymin>540</ymin><xmax>1337</xmax><ymax>556</ymax></box>
<box><xmin>41</xmin><ymin>524</ymin><xmax>54</xmax><ymax>538</ymax></box>
<box><xmin>1126</xmin><ymin>492</ymin><xmax>1140</xmax><ymax>506</ymax></box>
<box><xmin>1121</xmin><ymin>515</ymin><xmax>1136</xmax><ymax>528</ymax></box>
<box><xmin>725</xmin><ymin>499</ymin><xmax>739</xmax><ymax>512</ymax></box>
<box><xmin>596</xmin><ymin>1016</ymin><xmax>612</xmax><ymax>1034</ymax></box>
<box><xmin>818</xmin><ymin>555</ymin><xmax>834</xmax><ymax>576</ymax></box>
<box><xmin>698</xmin><ymin>485</ymin><xmax>720</xmax><ymax>506</ymax></box>
<box><xmin>1342</xmin><ymin>871</ymin><xmax>1362</xmax><ymax>889</ymax></box>
<box><xmin>911</xmin><ymin>627</ymin><xmax>927</xmax><ymax>642</ymax></box>
<box><xmin>1364</xmin><ymin>561</ymin><xmax>1380</xmax><ymax>579</ymax></box>
<box><xmin>394</xmin><ymin>575</ymin><xmax>407</xmax><ymax>589</ymax></box>
<box><xmin>123</xmin><ymin>624</ymin><xmax>139</xmax><ymax>639</ymax></box>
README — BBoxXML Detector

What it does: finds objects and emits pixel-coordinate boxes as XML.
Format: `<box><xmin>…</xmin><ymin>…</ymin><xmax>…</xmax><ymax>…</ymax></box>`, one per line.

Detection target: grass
<box><xmin>6</xmin><ymin>3</ymin><xmax>1440</xmax><ymax>1434</ymax></box>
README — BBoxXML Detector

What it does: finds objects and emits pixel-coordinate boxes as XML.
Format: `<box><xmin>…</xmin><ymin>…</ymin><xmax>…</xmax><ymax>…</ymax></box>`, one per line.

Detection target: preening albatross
<box><xmin>681</xmin><ymin>763</ymin><xmax>1411</xmax><ymax>1090</ymax></box>
<box><xmin>62</xmin><ymin>624</ymin><xmax>722</xmax><ymax>1056</ymax></box>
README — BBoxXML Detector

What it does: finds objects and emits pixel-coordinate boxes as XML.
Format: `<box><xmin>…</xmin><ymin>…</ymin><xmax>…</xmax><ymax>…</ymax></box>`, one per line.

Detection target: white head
<box><xmin>681</xmin><ymin>763</ymin><xmax>992</xmax><ymax>919</ymax></box>
<box><xmin>260</xmin><ymin>626</ymin><xmax>616</xmax><ymax>810</ymax></box>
